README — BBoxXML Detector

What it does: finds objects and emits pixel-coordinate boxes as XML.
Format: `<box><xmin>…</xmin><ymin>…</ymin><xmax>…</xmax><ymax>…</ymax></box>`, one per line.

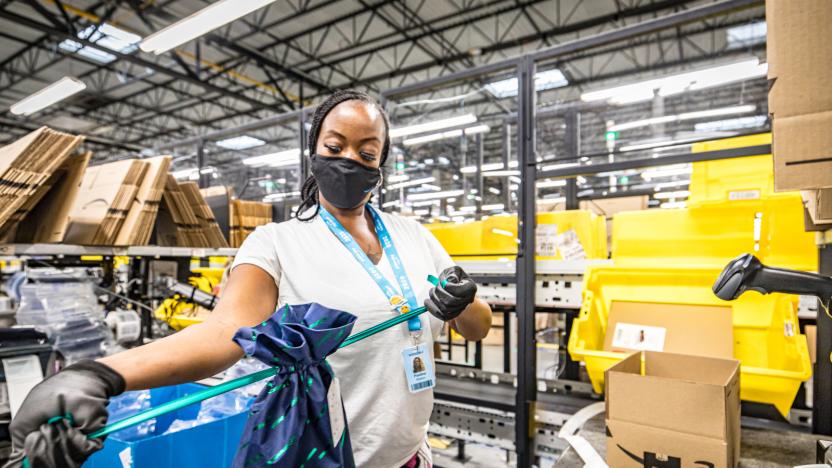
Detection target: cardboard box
<box><xmin>606</xmin><ymin>351</ymin><xmax>741</xmax><ymax>468</ymax></box>
<box><xmin>603</xmin><ymin>301</ymin><xmax>734</xmax><ymax>359</ymax></box>
<box><xmin>802</xmin><ymin>189</ymin><xmax>832</xmax><ymax>225</ymax></box>
<box><xmin>114</xmin><ymin>156</ymin><xmax>171</xmax><ymax>246</ymax></box>
<box><xmin>579</xmin><ymin>196</ymin><xmax>649</xmax><ymax>219</ymax></box>
<box><xmin>806</xmin><ymin>325</ymin><xmax>817</xmax><ymax>364</ymax></box>
<box><xmin>767</xmin><ymin>0</ymin><xmax>832</xmax><ymax>190</ymax></box>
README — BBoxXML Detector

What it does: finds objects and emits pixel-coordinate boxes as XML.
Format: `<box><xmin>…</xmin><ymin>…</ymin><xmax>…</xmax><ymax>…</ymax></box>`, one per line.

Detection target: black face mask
<box><xmin>311</xmin><ymin>154</ymin><xmax>382</xmax><ymax>209</ymax></box>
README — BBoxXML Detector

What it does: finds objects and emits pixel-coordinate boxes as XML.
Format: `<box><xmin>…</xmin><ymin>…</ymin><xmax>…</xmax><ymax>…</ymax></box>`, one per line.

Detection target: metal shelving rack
<box><xmin>0</xmin><ymin>243</ymin><xmax>237</xmax><ymax>342</ymax></box>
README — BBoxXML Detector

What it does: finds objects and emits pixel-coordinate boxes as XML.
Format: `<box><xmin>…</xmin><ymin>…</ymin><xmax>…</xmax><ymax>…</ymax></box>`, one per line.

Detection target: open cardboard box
<box><xmin>606</xmin><ymin>351</ymin><xmax>741</xmax><ymax>468</ymax></box>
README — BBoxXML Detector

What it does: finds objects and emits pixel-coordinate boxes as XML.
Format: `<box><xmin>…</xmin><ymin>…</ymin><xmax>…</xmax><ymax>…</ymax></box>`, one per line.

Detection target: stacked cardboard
<box><xmin>0</xmin><ymin>151</ymin><xmax>91</xmax><ymax>243</ymax></box>
<box><xmin>64</xmin><ymin>159</ymin><xmax>148</xmax><ymax>245</ymax></box>
<box><xmin>229</xmin><ymin>199</ymin><xmax>272</xmax><ymax>247</ymax></box>
<box><xmin>157</xmin><ymin>175</ymin><xmax>210</xmax><ymax>247</ymax></box>
<box><xmin>113</xmin><ymin>156</ymin><xmax>171</xmax><ymax>246</ymax></box>
<box><xmin>0</xmin><ymin>127</ymin><xmax>84</xmax><ymax>236</ymax></box>
<box><xmin>180</xmin><ymin>182</ymin><xmax>228</xmax><ymax>247</ymax></box>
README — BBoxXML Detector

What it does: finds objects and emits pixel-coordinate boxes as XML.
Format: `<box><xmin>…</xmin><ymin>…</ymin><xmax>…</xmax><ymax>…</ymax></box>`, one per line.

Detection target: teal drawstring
<box><xmin>86</xmin><ymin>274</ymin><xmax>443</xmax><ymax>440</ymax></box>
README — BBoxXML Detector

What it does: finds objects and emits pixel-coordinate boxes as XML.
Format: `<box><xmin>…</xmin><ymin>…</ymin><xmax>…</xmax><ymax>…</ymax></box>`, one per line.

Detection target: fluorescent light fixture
<box><xmin>482</xmin><ymin>203</ymin><xmax>505</xmax><ymax>211</ymax></box>
<box><xmin>458</xmin><ymin>206</ymin><xmax>477</xmax><ymax>213</ymax></box>
<box><xmin>411</xmin><ymin>200</ymin><xmax>440</xmax><ymax>207</ymax></box>
<box><xmin>10</xmin><ymin>77</ymin><xmax>86</xmax><ymax>116</ymax></box>
<box><xmin>581</xmin><ymin>58</ymin><xmax>767</xmax><ymax>105</ymax></box>
<box><xmin>482</xmin><ymin>170</ymin><xmax>520</xmax><ymax>177</ymax></box>
<box><xmin>401</xmin><ymin>124</ymin><xmax>490</xmax><ymax>146</ymax></box>
<box><xmin>390</xmin><ymin>114</ymin><xmax>477</xmax><ymax>138</ymax></box>
<box><xmin>387</xmin><ymin>176</ymin><xmax>436</xmax><ymax>190</ymax></box>
<box><xmin>419</xmin><ymin>184</ymin><xmax>441</xmax><ymax>191</ymax></box>
<box><xmin>620</xmin><ymin>137</ymin><xmax>707</xmax><ymax>152</ymax></box>
<box><xmin>141</xmin><ymin>0</ymin><xmax>276</xmax><ymax>54</ymax></box>
<box><xmin>413</xmin><ymin>209</ymin><xmax>430</xmax><ymax>216</ymax></box>
<box><xmin>216</xmin><ymin>135</ymin><xmax>265</xmax><ymax>150</ymax></box>
<box><xmin>242</xmin><ymin>148</ymin><xmax>300</xmax><ymax>168</ymax></box>
<box><xmin>660</xmin><ymin>201</ymin><xmax>687</xmax><ymax>209</ymax></box>
<box><xmin>59</xmin><ymin>23</ymin><xmax>141</xmax><ymax>64</ymax></box>
<box><xmin>382</xmin><ymin>200</ymin><xmax>401</xmax><ymax>208</ymax></box>
<box><xmin>694</xmin><ymin>115</ymin><xmax>768</xmax><ymax>132</ymax></box>
<box><xmin>542</xmin><ymin>196</ymin><xmax>566</xmax><ymax>203</ymax></box>
<box><xmin>488</xmin><ymin>187</ymin><xmax>501</xmax><ymax>195</ymax></box>
<box><xmin>537</xmin><ymin>179</ymin><xmax>567</xmax><ymax>188</ymax></box>
<box><xmin>485</xmin><ymin>69</ymin><xmax>569</xmax><ymax>98</ymax></box>
<box><xmin>387</xmin><ymin>174</ymin><xmax>410</xmax><ymax>183</ymax></box>
<box><xmin>508</xmin><ymin>176</ymin><xmax>522</xmax><ymax>184</ymax></box>
<box><xmin>407</xmin><ymin>189</ymin><xmax>465</xmax><ymax>201</ymax></box>
<box><xmin>403</xmin><ymin>129</ymin><xmax>462</xmax><ymax>146</ymax></box>
<box><xmin>607</xmin><ymin>105</ymin><xmax>756</xmax><ymax>132</ymax></box>
<box><xmin>460</xmin><ymin>160</ymin><xmax>517</xmax><ymax>174</ymax></box>
<box><xmin>171</xmin><ymin>168</ymin><xmax>199</xmax><ymax>180</ymax></box>
<box><xmin>727</xmin><ymin>21</ymin><xmax>766</xmax><ymax>49</ymax></box>
<box><xmin>437</xmin><ymin>216</ymin><xmax>451</xmax><ymax>222</ymax></box>
<box><xmin>540</xmin><ymin>162</ymin><xmax>579</xmax><ymax>172</ymax></box>
<box><xmin>451</xmin><ymin>216</ymin><xmax>467</xmax><ymax>223</ymax></box>
<box><xmin>654</xmin><ymin>190</ymin><xmax>691</xmax><ymax>200</ymax></box>
<box><xmin>263</xmin><ymin>191</ymin><xmax>300</xmax><ymax>202</ymax></box>
<box><xmin>655</xmin><ymin>180</ymin><xmax>691</xmax><ymax>191</ymax></box>
<box><xmin>642</xmin><ymin>164</ymin><xmax>691</xmax><ymax>180</ymax></box>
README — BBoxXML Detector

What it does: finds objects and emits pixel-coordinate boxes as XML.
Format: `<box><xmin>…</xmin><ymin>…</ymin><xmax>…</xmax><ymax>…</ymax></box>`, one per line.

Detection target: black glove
<box><xmin>4</xmin><ymin>360</ymin><xmax>125</xmax><ymax>468</ymax></box>
<box><xmin>425</xmin><ymin>266</ymin><xmax>477</xmax><ymax>321</ymax></box>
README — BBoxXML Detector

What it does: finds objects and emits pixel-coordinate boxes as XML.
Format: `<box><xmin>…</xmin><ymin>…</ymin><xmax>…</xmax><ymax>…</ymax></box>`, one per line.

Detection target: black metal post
<box><xmin>503</xmin><ymin>309</ymin><xmax>511</xmax><ymax>374</ymax></box>
<box><xmin>515</xmin><ymin>55</ymin><xmax>537</xmax><ymax>467</ymax></box>
<box><xmin>564</xmin><ymin>111</ymin><xmax>580</xmax><ymax>210</ymax></box>
<box><xmin>299</xmin><ymin>112</ymin><xmax>310</xmax><ymax>189</ymax></box>
<box><xmin>502</xmin><ymin>122</ymin><xmax>511</xmax><ymax>211</ymax></box>
<box><xmin>196</xmin><ymin>139</ymin><xmax>207</xmax><ymax>188</ymax></box>
<box><xmin>815</xmin><ymin>245</ymin><xmax>832</xmax><ymax>435</ymax></box>
<box><xmin>561</xmin><ymin>310</ymin><xmax>581</xmax><ymax>381</ymax></box>
<box><xmin>476</xmin><ymin>133</ymin><xmax>484</xmax><ymax>218</ymax></box>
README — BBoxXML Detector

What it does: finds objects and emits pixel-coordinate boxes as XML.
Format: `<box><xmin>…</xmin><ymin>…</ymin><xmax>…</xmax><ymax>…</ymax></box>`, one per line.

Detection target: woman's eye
<box><xmin>324</xmin><ymin>144</ymin><xmax>341</xmax><ymax>153</ymax></box>
<box><xmin>360</xmin><ymin>152</ymin><xmax>377</xmax><ymax>161</ymax></box>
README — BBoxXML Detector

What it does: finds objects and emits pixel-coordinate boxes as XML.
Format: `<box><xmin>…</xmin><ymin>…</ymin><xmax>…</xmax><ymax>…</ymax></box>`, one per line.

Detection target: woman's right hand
<box><xmin>4</xmin><ymin>360</ymin><xmax>125</xmax><ymax>468</ymax></box>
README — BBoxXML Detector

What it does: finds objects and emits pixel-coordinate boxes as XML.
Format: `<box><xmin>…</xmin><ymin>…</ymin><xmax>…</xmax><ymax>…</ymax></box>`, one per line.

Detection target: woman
<box><xmin>6</xmin><ymin>90</ymin><xmax>492</xmax><ymax>468</ymax></box>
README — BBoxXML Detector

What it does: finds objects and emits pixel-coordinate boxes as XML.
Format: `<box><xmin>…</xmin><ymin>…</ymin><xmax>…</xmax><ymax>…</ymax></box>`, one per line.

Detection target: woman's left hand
<box><xmin>425</xmin><ymin>266</ymin><xmax>477</xmax><ymax>321</ymax></box>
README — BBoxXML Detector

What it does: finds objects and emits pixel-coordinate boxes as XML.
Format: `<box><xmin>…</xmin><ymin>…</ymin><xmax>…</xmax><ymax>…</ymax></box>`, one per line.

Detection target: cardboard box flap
<box><xmin>644</xmin><ymin>351</ymin><xmax>740</xmax><ymax>387</ymax></box>
<box><xmin>607</xmin><ymin>366</ymin><xmax>729</xmax><ymax>439</ymax></box>
<box><xmin>603</xmin><ymin>301</ymin><xmax>734</xmax><ymax>359</ymax></box>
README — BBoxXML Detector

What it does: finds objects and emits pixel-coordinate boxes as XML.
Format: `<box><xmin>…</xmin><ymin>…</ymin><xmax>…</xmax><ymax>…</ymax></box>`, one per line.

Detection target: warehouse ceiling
<box><xmin>0</xmin><ymin>0</ymin><xmax>767</xmax><ymax>205</ymax></box>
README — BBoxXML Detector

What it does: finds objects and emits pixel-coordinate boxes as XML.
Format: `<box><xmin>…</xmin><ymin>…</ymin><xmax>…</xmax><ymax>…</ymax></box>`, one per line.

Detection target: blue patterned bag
<box><xmin>232</xmin><ymin>303</ymin><xmax>357</xmax><ymax>467</ymax></box>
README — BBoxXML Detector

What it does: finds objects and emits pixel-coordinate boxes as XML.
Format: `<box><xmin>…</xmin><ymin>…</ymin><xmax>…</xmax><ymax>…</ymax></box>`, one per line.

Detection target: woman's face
<box><xmin>316</xmin><ymin>100</ymin><xmax>385</xmax><ymax>169</ymax></box>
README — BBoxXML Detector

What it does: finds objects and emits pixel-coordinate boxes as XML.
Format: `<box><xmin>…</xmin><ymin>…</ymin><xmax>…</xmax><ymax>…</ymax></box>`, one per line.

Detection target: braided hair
<box><xmin>296</xmin><ymin>89</ymin><xmax>391</xmax><ymax>221</ymax></box>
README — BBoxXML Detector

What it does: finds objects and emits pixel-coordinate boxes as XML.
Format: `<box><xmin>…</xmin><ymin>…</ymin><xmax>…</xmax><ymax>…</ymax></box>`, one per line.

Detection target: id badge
<box><xmin>401</xmin><ymin>344</ymin><xmax>435</xmax><ymax>393</ymax></box>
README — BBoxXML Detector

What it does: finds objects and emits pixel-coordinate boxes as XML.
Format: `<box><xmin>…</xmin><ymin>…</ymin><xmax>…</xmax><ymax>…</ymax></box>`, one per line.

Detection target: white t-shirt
<box><xmin>231</xmin><ymin>208</ymin><xmax>454</xmax><ymax>468</ymax></box>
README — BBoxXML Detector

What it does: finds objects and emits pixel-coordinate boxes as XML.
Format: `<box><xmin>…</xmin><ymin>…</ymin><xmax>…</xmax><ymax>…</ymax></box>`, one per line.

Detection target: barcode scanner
<box><xmin>713</xmin><ymin>253</ymin><xmax>832</xmax><ymax>308</ymax></box>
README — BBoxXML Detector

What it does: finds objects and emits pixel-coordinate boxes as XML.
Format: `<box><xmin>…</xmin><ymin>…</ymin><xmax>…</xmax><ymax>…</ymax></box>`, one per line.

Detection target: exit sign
<box><xmin>605</xmin><ymin>130</ymin><xmax>619</xmax><ymax>141</ymax></box>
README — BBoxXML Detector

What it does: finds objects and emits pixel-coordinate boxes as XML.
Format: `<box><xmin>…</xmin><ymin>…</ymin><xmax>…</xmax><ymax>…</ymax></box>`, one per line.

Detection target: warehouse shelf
<box><xmin>0</xmin><ymin>243</ymin><xmax>238</xmax><ymax>258</ymax></box>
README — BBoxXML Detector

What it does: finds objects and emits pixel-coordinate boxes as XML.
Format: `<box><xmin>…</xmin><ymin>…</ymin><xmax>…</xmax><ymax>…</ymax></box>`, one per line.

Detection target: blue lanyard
<box><xmin>319</xmin><ymin>204</ymin><xmax>422</xmax><ymax>333</ymax></box>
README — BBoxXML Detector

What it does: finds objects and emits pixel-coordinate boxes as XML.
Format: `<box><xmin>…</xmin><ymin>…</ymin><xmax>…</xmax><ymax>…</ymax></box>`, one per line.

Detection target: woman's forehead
<box><xmin>322</xmin><ymin>100</ymin><xmax>385</xmax><ymax>134</ymax></box>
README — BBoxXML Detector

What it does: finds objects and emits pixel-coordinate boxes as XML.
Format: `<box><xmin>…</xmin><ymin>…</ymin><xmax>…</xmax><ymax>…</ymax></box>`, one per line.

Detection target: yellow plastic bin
<box><xmin>567</xmin><ymin>264</ymin><xmax>812</xmax><ymax>417</ymax></box>
<box><xmin>425</xmin><ymin>211</ymin><xmax>608</xmax><ymax>261</ymax></box>
<box><xmin>612</xmin><ymin>196</ymin><xmax>817</xmax><ymax>271</ymax></box>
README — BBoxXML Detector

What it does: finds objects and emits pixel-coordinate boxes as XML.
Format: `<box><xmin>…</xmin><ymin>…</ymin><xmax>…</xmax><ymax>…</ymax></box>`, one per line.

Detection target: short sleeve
<box><xmin>231</xmin><ymin>224</ymin><xmax>282</xmax><ymax>287</ymax></box>
<box><xmin>418</xmin><ymin>224</ymin><xmax>455</xmax><ymax>274</ymax></box>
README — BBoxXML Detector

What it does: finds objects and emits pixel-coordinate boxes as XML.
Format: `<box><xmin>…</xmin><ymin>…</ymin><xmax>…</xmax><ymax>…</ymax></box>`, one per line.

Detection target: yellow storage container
<box><xmin>567</xmin><ymin>264</ymin><xmax>812</xmax><ymax>417</ymax></box>
<box><xmin>688</xmin><ymin>133</ymin><xmax>775</xmax><ymax>206</ymax></box>
<box><xmin>425</xmin><ymin>211</ymin><xmax>608</xmax><ymax>260</ymax></box>
<box><xmin>612</xmin><ymin>195</ymin><xmax>817</xmax><ymax>271</ymax></box>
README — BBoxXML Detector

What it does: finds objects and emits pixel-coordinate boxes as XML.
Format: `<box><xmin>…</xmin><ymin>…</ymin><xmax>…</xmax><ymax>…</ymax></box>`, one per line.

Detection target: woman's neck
<box><xmin>320</xmin><ymin>195</ymin><xmax>368</xmax><ymax>228</ymax></box>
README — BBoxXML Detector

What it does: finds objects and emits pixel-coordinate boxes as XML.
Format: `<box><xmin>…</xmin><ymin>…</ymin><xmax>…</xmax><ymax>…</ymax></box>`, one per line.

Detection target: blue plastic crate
<box><xmin>85</xmin><ymin>383</ymin><xmax>251</xmax><ymax>468</ymax></box>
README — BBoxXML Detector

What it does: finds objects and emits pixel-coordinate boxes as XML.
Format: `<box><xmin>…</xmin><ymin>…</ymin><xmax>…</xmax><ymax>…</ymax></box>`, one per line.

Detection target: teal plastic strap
<box><xmin>87</xmin><ymin>275</ymin><xmax>442</xmax><ymax>440</ymax></box>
